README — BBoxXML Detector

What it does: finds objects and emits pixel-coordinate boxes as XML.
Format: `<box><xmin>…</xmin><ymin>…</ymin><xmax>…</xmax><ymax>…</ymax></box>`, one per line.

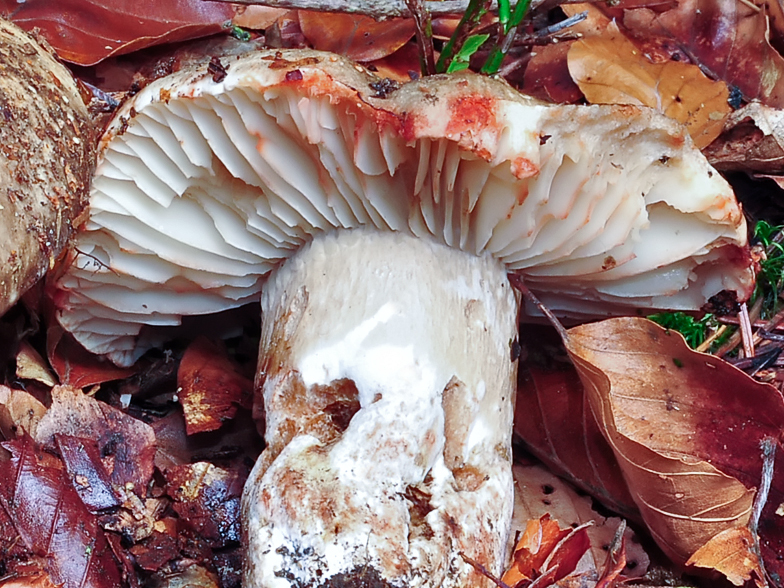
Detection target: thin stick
<box><xmin>739</xmin><ymin>302</ymin><xmax>756</xmax><ymax>358</ymax></box>
<box><xmin>750</xmin><ymin>437</ymin><xmax>776</xmax><ymax>587</ymax></box>
<box><xmin>209</xmin><ymin>0</ymin><xmax>592</xmax><ymax>18</ymax></box>
<box><xmin>508</xmin><ymin>274</ymin><xmax>569</xmax><ymax>341</ymax></box>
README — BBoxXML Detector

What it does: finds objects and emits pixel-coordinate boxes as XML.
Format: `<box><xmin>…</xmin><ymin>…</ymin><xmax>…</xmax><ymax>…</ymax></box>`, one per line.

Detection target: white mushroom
<box><xmin>52</xmin><ymin>50</ymin><xmax>753</xmax><ymax>588</ymax></box>
<box><xmin>0</xmin><ymin>19</ymin><xmax>92</xmax><ymax>316</ymax></box>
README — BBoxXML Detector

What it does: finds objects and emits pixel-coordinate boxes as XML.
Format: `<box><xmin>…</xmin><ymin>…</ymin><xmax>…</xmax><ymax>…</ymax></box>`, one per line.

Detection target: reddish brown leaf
<box><xmin>128</xmin><ymin>517</ymin><xmax>180</xmax><ymax>572</ymax></box>
<box><xmin>35</xmin><ymin>386</ymin><xmax>155</xmax><ymax>493</ymax></box>
<box><xmin>56</xmin><ymin>435</ymin><xmax>122</xmax><ymax>512</ymax></box>
<box><xmin>47</xmin><ymin>325</ymin><xmax>136</xmax><ymax>389</ymax></box>
<box><xmin>515</xmin><ymin>327</ymin><xmax>638</xmax><ymax>520</ymax></box>
<box><xmin>0</xmin><ymin>0</ymin><xmax>236</xmax><ymax>66</ymax></box>
<box><xmin>177</xmin><ymin>337</ymin><xmax>252</xmax><ymax>435</ymax></box>
<box><xmin>165</xmin><ymin>462</ymin><xmax>245</xmax><ymax>548</ymax></box>
<box><xmin>0</xmin><ymin>435</ymin><xmax>122</xmax><ymax>588</ymax></box>
<box><xmin>521</xmin><ymin>43</ymin><xmax>583</xmax><ymax>104</ymax></box>
<box><xmin>563</xmin><ymin>317</ymin><xmax>784</xmax><ymax>580</ymax></box>
<box><xmin>298</xmin><ymin>11</ymin><xmax>415</xmax><ymax>62</ymax></box>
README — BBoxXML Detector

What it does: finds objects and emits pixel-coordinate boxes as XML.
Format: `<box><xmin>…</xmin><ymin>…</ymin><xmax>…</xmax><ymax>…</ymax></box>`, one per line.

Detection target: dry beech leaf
<box><xmin>563</xmin><ymin>317</ymin><xmax>784</xmax><ymax>579</ymax></box>
<box><xmin>0</xmin><ymin>0</ymin><xmax>236</xmax><ymax>66</ymax></box>
<box><xmin>298</xmin><ymin>11</ymin><xmax>415</xmax><ymax>62</ymax></box>
<box><xmin>16</xmin><ymin>341</ymin><xmax>57</xmax><ymax>387</ymax></box>
<box><xmin>0</xmin><ymin>384</ymin><xmax>46</xmax><ymax>439</ymax></box>
<box><xmin>687</xmin><ymin>527</ymin><xmax>766</xmax><ymax>587</ymax></box>
<box><xmin>567</xmin><ymin>22</ymin><xmax>730</xmax><ymax>148</ymax></box>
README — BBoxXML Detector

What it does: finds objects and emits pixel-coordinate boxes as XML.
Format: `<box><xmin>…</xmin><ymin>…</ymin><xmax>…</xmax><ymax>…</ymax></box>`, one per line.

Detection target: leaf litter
<box><xmin>5</xmin><ymin>1</ymin><xmax>784</xmax><ymax>587</ymax></box>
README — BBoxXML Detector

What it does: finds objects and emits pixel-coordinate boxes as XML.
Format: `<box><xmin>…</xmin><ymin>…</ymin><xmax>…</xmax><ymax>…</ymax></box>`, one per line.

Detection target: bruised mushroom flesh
<box><xmin>53</xmin><ymin>50</ymin><xmax>754</xmax><ymax>588</ymax></box>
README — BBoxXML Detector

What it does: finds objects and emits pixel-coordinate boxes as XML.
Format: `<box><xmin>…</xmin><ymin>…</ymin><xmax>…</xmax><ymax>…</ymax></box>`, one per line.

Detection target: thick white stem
<box><xmin>242</xmin><ymin>229</ymin><xmax>519</xmax><ymax>588</ymax></box>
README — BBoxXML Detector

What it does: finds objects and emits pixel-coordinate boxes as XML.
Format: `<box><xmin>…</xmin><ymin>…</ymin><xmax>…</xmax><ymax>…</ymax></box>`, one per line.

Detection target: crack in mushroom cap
<box><xmin>52</xmin><ymin>49</ymin><xmax>754</xmax><ymax>366</ymax></box>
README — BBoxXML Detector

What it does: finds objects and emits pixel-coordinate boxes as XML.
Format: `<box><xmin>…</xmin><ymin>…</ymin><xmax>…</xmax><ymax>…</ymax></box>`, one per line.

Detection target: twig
<box><xmin>739</xmin><ymin>302</ymin><xmax>756</xmax><ymax>358</ymax></box>
<box><xmin>208</xmin><ymin>0</ymin><xmax>592</xmax><ymax>18</ymax></box>
<box><xmin>508</xmin><ymin>274</ymin><xmax>569</xmax><ymax>341</ymax></box>
<box><xmin>405</xmin><ymin>0</ymin><xmax>436</xmax><ymax>75</ymax></box>
<box><xmin>458</xmin><ymin>552</ymin><xmax>511</xmax><ymax>588</ymax></box>
<box><xmin>750</xmin><ymin>437</ymin><xmax>776</xmax><ymax>587</ymax></box>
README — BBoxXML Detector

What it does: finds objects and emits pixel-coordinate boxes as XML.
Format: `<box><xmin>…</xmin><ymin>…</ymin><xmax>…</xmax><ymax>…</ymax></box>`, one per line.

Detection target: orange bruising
<box><xmin>511</xmin><ymin>157</ymin><xmax>539</xmax><ymax>180</ymax></box>
<box><xmin>446</xmin><ymin>95</ymin><xmax>498</xmax><ymax>159</ymax></box>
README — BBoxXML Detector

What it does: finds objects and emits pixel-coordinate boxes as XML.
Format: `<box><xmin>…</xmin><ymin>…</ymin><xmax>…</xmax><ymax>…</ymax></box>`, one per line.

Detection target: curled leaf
<box><xmin>567</xmin><ymin>22</ymin><xmax>730</xmax><ymax>148</ymax></box>
<box><xmin>562</xmin><ymin>317</ymin><xmax>784</xmax><ymax>579</ymax></box>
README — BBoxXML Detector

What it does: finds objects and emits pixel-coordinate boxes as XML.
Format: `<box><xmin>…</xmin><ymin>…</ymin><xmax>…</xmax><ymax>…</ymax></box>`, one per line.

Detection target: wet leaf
<box><xmin>562</xmin><ymin>317</ymin><xmax>784</xmax><ymax>579</ymax></box>
<box><xmin>56</xmin><ymin>435</ymin><xmax>122</xmax><ymax>513</ymax></box>
<box><xmin>165</xmin><ymin>462</ymin><xmax>245</xmax><ymax>548</ymax></box>
<box><xmin>0</xmin><ymin>435</ymin><xmax>122</xmax><ymax>588</ymax></box>
<box><xmin>298</xmin><ymin>11</ymin><xmax>415</xmax><ymax>62</ymax></box>
<box><xmin>0</xmin><ymin>0</ymin><xmax>236</xmax><ymax>66</ymax></box>
<box><xmin>177</xmin><ymin>337</ymin><xmax>252</xmax><ymax>435</ymax></box>
<box><xmin>568</xmin><ymin>21</ymin><xmax>730</xmax><ymax>148</ymax></box>
<box><xmin>35</xmin><ymin>386</ymin><xmax>156</xmax><ymax>492</ymax></box>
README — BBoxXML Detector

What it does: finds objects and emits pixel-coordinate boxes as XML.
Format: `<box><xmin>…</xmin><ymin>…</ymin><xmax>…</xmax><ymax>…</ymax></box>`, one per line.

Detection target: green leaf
<box><xmin>447</xmin><ymin>33</ymin><xmax>490</xmax><ymax>73</ymax></box>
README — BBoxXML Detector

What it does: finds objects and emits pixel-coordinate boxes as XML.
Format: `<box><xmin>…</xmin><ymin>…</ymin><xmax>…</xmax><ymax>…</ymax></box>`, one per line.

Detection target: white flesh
<box><xmin>243</xmin><ymin>229</ymin><xmax>518</xmax><ymax>588</ymax></box>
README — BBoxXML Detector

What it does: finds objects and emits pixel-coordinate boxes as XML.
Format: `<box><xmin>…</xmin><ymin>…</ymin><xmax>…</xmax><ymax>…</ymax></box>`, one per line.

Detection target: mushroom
<box><xmin>52</xmin><ymin>50</ymin><xmax>753</xmax><ymax>587</ymax></box>
<box><xmin>0</xmin><ymin>19</ymin><xmax>93</xmax><ymax>316</ymax></box>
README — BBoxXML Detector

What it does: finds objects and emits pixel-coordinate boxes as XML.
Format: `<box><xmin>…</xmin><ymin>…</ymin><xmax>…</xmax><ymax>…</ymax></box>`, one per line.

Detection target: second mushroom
<box><xmin>53</xmin><ymin>50</ymin><xmax>754</xmax><ymax>587</ymax></box>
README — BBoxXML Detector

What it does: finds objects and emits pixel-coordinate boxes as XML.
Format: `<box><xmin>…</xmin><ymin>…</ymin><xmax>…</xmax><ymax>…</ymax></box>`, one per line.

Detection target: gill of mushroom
<box><xmin>51</xmin><ymin>50</ymin><xmax>754</xmax><ymax>588</ymax></box>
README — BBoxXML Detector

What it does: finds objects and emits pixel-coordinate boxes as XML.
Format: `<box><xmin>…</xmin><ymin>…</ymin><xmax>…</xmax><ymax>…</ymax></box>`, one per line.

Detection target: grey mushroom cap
<box><xmin>0</xmin><ymin>19</ymin><xmax>93</xmax><ymax>316</ymax></box>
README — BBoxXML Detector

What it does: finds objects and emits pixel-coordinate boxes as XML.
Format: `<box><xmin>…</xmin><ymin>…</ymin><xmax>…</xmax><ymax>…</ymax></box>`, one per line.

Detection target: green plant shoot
<box><xmin>447</xmin><ymin>33</ymin><xmax>490</xmax><ymax>73</ymax></box>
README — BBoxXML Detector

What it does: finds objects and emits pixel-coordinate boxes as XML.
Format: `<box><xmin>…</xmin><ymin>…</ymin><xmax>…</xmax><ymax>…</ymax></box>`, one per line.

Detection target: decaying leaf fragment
<box><xmin>562</xmin><ymin>317</ymin><xmax>784</xmax><ymax>581</ymax></box>
<box><xmin>177</xmin><ymin>337</ymin><xmax>252</xmax><ymax>435</ymax></box>
<box><xmin>568</xmin><ymin>22</ymin><xmax>730</xmax><ymax>148</ymax></box>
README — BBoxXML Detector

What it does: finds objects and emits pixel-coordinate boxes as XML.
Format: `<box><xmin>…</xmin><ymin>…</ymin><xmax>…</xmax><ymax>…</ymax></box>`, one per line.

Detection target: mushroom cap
<box><xmin>0</xmin><ymin>19</ymin><xmax>93</xmax><ymax>316</ymax></box>
<box><xmin>53</xmin><ymin>49</ymin><xmax>753</xmax><ymax>366</ymax></box>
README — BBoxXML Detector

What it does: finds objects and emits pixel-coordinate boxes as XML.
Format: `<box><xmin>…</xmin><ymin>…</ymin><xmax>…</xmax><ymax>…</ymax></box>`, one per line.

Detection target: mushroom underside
<box><xmin>54</xmin><ymin>52</ymin><xmax>752</xmax><ymax>367</ymax></box>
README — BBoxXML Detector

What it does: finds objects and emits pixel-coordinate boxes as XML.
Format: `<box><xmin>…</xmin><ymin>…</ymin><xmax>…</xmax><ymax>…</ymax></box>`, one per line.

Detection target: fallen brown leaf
<box><xmin>516</xmin><ymin>326</ymin><xmax>638</xmax><ymax>521</ymax></box>
<box><xmin>568</xmin><ymin>21</ymin><xmax>730</xmax><ymax>148</ymax></box>
<box><xmin>0</xmin><ymin>384</ymin><xmax>46</xmax><ymax>439</ymax></box>
<box><xmin>621</xmin><ymin>0</ymin><xmax>784</xmax><ymax>108</ymax></box>
<box><xmin>686</xmin><ymin>526</ymin><xmax>766</xmax><ymax>587</ymax></box>
<box><xmin>35</xmin><ymin>386</ymin><xmax>156</xmax><ymax>492</ymax></box>
<box><xmin>704</xmin><ymin>101</ymin><xmax>784</xmax><ymax>175</ymax></box>
<box><xmin>298</xmin><ymin>11</ymin><xmax>415</xmax><ymax>62</ymax></box>
<box><xmin>0</xmin><ymin>0</ymin><xmax>236</xmax><ymax>66</ymax></box>
<box><xmin>563</xmin><ymin>317</ymin><xmax>784</xmax><ymax>580</ymax></box>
